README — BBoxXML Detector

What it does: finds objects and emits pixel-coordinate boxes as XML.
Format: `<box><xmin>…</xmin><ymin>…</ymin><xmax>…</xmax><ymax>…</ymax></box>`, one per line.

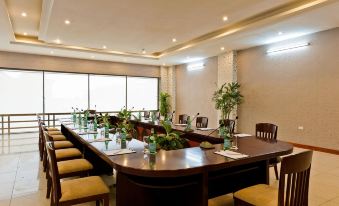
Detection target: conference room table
<box><xmin>60</xmin><ymin>118</ymin><xmax>293</xmax><ymax>206</ymax></box>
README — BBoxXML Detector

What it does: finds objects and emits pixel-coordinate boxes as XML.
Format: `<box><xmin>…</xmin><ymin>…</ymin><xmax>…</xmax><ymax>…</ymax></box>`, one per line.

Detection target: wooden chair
<box><xmin>155</xmin><ymin>111</ymin><xmax>161</xmax><ymax>120</ymax></box>
<box><xmin>178</xmin><ymin>114</ymin><xmax>189</xmax><ymax>124</ymax></box>
<box><xmin>144</xmin><ymin>111</ymin><xmax>150</xmax><ymax>119</ymax></box>
<box><xmin>38</xmin><ymin>117</ymin><xmax>60</xmax><ymax>161</ymax></box>
<box><xmin>45</xmin><ymin>142</ymin><xmax>110</xmax><ymax>206</ymax></box>
<box><xmin>219</xmin><ymin>119</ymin><xmax>235</xmax><ymax>133</ymax></box>
<box><xmin>196</xmin><ymin>117</ymin><xmax>208</xmax><ymax>128</ymax></box>
<box><xmin>44</xmin><ymin>139</ymin><xmax>94</xmax><ymax>198</ymax></box>
<box><xmin>234</xmin><ymin>150</ymin><xmax>313</xmax><ymax>206</ymax></box>
<box><xmin>256</xmin><ymin>123</ymin><xmax>280</xmax><ymax>179</ymax></box>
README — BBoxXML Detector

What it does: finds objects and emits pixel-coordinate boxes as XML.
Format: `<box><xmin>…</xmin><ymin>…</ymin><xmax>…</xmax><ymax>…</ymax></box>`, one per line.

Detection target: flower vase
<box><xmin>223</xmin><ymin>138</ymin><xmax>231</xmax><ymax>150</ymax></box>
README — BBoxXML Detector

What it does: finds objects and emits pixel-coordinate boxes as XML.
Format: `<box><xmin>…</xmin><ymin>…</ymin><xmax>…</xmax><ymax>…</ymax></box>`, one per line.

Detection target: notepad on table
<box><xmin>234</xmin><ymin>134</ymin><xmax>252</xmax><ymax>137</ymax></box>
<box><xmin>87</xmin><ymin>138</ymin><xmax>111</xmax><ymax>143</ymax></box>
<box><xmin>197</xmin><ymin>128</ymin><xmax>214</xmax><ymax>131</ymax></box>
<box><xmin>104</xmin><ymin>149</ymin><xmax>136</xmax><ymax>156</ymax></box>
<box><xmin>78</xmin><ymin>131</ymin><xmax>98</xmax><ymax>135</ymax></box>
<box><xmin>174</xmin><ymin>123</ymin><xmax>187</xmax><ymax>126</ymax></box>
<box><xmin>214</xmin><ymin>150</ymin><xmax>248</xmax><ymax>159</ymax></box>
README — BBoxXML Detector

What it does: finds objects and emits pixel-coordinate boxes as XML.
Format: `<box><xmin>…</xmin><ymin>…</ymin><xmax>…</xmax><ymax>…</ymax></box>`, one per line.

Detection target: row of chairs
<box><xmin>178</xmin><ymin>114</ymin><xmax>209</xmax><ymax>128</ymax></box>
<box><xmin>37</xmin><ymin>116</ymin><xmax>110</xmax><ymax>206</ymax></box>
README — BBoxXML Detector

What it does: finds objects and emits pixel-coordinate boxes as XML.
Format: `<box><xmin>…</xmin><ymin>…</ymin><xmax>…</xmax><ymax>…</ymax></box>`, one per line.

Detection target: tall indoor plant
<box><xmin>159</xmin><ymin>92</ymin><xmax>171</xmax><ymax>120</ymax></box>
<box><xmin>212</xmin><ymin>82</ymin><xmax>243</xmax><ymax>121</ymax></box>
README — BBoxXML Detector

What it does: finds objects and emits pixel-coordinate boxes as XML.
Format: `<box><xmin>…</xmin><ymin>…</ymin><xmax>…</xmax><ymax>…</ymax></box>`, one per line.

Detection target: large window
<box><xmin>0</xmin><ymin>69</ymin><xmax>43</xmax><ymax>114</ymax></box>
<box><xmin>127</xmin><ymin>77</ymin><xmax>158</xmax><ymax>111</ymax></box>
<box><xmin>44</xmin><ymin>72</ymin><xmax>88</xmax><ymax>113</ymax></box>
<box><xmin>90</xmin><ymin>75</ymin><xmax>126</xmax><ymax>111</ymax></box>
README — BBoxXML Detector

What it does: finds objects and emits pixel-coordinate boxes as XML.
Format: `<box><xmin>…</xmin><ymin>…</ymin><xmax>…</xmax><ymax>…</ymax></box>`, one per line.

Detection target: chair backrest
<box><xmin>278</xmin><ymin>150</ymin><xmax>313</xmax><ymax>206</ymax></box>
<box><xmin>155</xmin><ymin>111</ymin><xmax>160</xmax><ymax>120</ymax></box>
<box><xmin>219</xmin><ymin>119</ymin><xmax>235</xmax><ymax>133</ymax></box>
<box><xmin>179</xmin><ymin>114</ymin><xmax>189</xmax><ymax>124</ymax></box>
<box><xmin>196</xmin><ymin>117</ymin><xmax>208</xmax><ymax>128</ymax></box>
<box><xmin>144</xmin><ymin>111</ymin><xmax>150</xmax><ymax>118</ymax></box>
<box><xmin>45</xmin><ymin>142</ymin><xmax>62</xmax><ymax>202</ymax></box>
<box><xmin>255</xmin><ymin>123</ymin><xmax>278</xmax><ymax>140</ymax></box>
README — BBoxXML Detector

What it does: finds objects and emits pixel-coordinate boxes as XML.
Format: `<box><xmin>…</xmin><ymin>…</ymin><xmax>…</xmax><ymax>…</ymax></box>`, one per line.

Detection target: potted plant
<box><xmin>155</xmin><ymin>120</ymin><xmax>187</xmax><ymax>150</ymax></box>
<box><xmin>212</xmin><ymin>82</ymin><xmax>243</xmax><ymax>124</ymax></box>
<box><xmin>159</xmin><ymin>92</ymin><xmax>171</xmax><ymax>121</ymax></box>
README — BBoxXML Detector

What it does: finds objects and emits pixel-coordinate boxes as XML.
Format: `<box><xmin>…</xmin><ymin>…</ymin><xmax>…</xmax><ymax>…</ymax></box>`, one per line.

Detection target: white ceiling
<box><xmin>0</xmin><ymin>0</ymin><xmax>338</xmax><ymax>66</ymax></box>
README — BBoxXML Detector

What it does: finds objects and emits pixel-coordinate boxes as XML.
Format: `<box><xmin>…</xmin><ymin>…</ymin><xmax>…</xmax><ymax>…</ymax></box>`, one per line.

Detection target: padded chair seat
<box><xmin>46</xmin><ymin>127</ymin><xmax>59</xmax><ymax>131</ymax></box>
<box><xmin>234</xmin><ymin>184</ymin><xmax>278</xmax><ymax>206</ymax></box>
<box><xmin>54</xmin><ymin>141</ymin><xmax>74</xmax><ymax>149</ymax></box>
<box><xmin>50</xmin><ymin>135</ymin><xmax>67</xmax><ymax>141</ymax></box>
<box><xmin>60</xmin><ymin>176</ymin><xmax>109</xmax><ymax>202</ymax></box>
<box><xmin>57</xmin><ymin>159</ymin><xmax>93</xmax><ymax>175</ymax></box>
<box><xmin>55</xmin><ymin>148</ymin><xmax>82</xmax><ymax>160</ymax></box>
<box><xmin>48</xmin><ymin>131</ymin><xmax>63</xmax><ymax>135</ymax></box>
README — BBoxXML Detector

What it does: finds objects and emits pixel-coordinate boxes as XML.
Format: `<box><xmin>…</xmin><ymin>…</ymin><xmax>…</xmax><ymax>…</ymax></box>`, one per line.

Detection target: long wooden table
<box><xmin>61</xmin><ymin>119</ymin><xmax>293</xmax><ymax>206</ymax></box>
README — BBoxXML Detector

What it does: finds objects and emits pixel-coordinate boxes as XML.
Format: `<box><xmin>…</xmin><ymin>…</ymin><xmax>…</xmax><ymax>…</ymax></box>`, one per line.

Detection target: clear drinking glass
<box><xmin>143</xmin><ymin>136</ymin><xmax>149</xmax><ymax>153</ymax></box>
<box><xmin>231</xmin><ymin>135</ymin><xmax>238</xmax><ymax>150</ymax></box>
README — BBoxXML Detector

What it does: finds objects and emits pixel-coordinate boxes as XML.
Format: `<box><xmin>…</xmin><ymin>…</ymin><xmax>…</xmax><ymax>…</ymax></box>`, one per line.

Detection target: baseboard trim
<box><xmin>288</xmin><ymin>141</ymin><xmax>339</xmax><ymax>155</ymax></box>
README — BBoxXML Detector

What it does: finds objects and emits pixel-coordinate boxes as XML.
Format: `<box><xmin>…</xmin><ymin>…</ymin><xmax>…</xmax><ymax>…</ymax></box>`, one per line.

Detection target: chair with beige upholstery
<box><xmin>233</xmin><ymin>150</ymin><xmax>313</xmax><ymax>206</ymax></box>
<box><xmin>46</xmin><ymin>142</ymin><xmax>110</xmax><ymax>206</ymax></box>
<box><xmin>38</xmin><ymin>117</ymin><xmax>61</xmax><ymax>161</ymax></box>
<box><xmin>196</xmin><ymin>117</ymin><xmax>208</xmax><ymax>128</ymax></box>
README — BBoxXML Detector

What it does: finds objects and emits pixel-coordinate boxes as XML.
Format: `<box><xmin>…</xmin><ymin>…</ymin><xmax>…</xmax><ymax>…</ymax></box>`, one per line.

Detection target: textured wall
<box><xmin>176</xmin><ymin>57</ymin><xmax>219</xmax><ymax>128</ymax></box>
<box><xmin>237</xmin><ymin>28</ymin><xmax>339</xmax><ymax>150</ymax></box>
<box><xmin>0</xmin><ymin>51</ymin><xmax>160</xmax><ymax>77</ymax></box>
<box><xmin>217</xmin><ymin>51</ymin><xmax>238</xmax><ymax>121</ymax></box>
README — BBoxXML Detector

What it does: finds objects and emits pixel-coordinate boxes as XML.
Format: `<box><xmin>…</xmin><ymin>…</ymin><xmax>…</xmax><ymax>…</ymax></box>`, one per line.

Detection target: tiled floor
<box><xmin>1</xmin><ymin>132</ymin><xmax>339</xmax><ymax>206</ymax></box>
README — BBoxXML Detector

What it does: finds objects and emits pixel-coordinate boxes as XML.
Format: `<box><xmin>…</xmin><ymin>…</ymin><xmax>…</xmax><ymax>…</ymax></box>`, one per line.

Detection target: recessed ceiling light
<box><xmin>220</xmin><ymin>47</ymin><xmax>225</xmax><ymax>51</ymax></box>
<box><xmin>54</xmin><ymin>39</ymin><xmax>61</xmax><ymax>44</ymax></box>
<box><xmin>50</xmin><ymin>51</ymin><xmax>54</xmax><ymax>54</ymax></box>
<box><xmin>91</xmin><ymin>55</ymin><xmax>95</xmax><ymax>59</ymax></box>
<box><xmin>162</xmin><ymin>63</ymin><xmax>166</xmax><ymax>66</ymax></box>
<box><xmin>186</xmin><ymin>56</ymin><xmax>190</xmax><ymax>59</ymax></box>
<box><xmin>23</xmin><ymin>32</ymin><xmax>27</xmax><ymax>36</ymax></box>
<box><xmin>142</xmin><ymin>49</ymin><xmax>146</xmax><ymax>54</ymax></box>
<box><xmin>222</xmin><ymin>16</ymin><xmax>228</xmax><ymax>21</ymax></box>
<box><xmin>102</xmin><ymin>45</ymin><xmax>107</xmax><ymax>49</ymax></box>
<box><xmin>172</xmin><ymin>38</ymin><xmax>177</xmax><ymax>42</ymax></box>
<box><xmin>21</xmin><ymin>12</ymin><xmax>27</xmax><ymax>17</ymax></box>
<box><xmin>64</xmin><ymin>20</ymin><xmax>71</xmax><ymax>25</ymax></box>
<box><xmin>278</xmin><ymin>32</ymin><xmax>283</xmax><ymax>35</ymax></box>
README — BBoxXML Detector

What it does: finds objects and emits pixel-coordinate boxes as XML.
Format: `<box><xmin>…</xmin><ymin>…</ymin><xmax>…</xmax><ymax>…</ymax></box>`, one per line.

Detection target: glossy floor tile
<box><xmin>1</xmin><ymin>133</ymin><xmax>339</xmax><ymax>206</ymax></box>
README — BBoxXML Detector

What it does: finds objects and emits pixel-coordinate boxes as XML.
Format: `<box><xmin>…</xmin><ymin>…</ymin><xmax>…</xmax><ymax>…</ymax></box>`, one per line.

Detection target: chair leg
<box><xmin>103</xmin><ymin>195</ymin><xmax>109</xmax><ymax>206</ymax></box>
<box><xmin>46</xmin><ymin>174</ymin><xmax>51</xmax><ymax>199</ymax></box>
<box><xmin>96</xmin><ymin>200</ymin><xmax>100</xmax><ymax>206</ymax></box>
<box><xmin>43</xmin><ymin>151</ymin><xmax>47</xmax><ymax>172</ymax></box>
<box><xmin>50</xmin><ymin>188</ymin><xmax>54</xmax><ymax>206</ymax></box>
<box><xmin>274</xmin><ymin>164</ymin><xmax>279</xmax><ymax>180</ymax></box>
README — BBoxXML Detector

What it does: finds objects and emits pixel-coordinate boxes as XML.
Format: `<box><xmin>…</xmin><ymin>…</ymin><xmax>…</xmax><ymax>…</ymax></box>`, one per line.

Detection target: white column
<box><xmin>217</xmin><ymin>51</ymin><xmax>238</xmax><ymax>121</ymax></box>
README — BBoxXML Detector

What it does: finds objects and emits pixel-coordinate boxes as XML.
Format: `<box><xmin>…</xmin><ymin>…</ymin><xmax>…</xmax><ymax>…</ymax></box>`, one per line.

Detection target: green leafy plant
<box><xmin>212</xmin><ymin>82</ymin><xmax>243</xmax><ymax>120</ymax></box>
<box><xmin>156</xmin><ymin>120</ymin><xmax>187</xmax><ymax>150</ymax></box>
<box><xmin>159</xmin><ymin>92</ymin><xmax>171</xmax><ymax>119</ymax></box>
<box><xmin>117</xmin><ymin>107</ymin><xmax>132</xmax><ymax>120</ymax></box>
<box><xmin>98</xmin><ymin>113</ymin><xmax>111</xmax><ymax>128</ymax></box>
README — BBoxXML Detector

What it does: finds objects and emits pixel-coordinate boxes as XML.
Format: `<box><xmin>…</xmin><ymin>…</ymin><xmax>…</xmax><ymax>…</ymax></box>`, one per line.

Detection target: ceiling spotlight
<box><xmin>222</xmin><ymin>16</ymin><xmax>228</xmax><ymax>21</ymax></box>
<box><xmin>102</xmin><ymin>45</ymin><xmax>107</xmax><ymax>49</ymax></box>
<box><xmin>172</xmin><ymin>38</ymin><xmax>177</xmax><ymax>42</ymax></box>
<box><xmin>64</xmin><ymin>20</ymin><xmax>71</xmax><ymax>25</ymax></box>
<box><xmin>278</xmin><ymin>31</ymin><xmax>283</xmax><ymax>35</ymax></box>
<box><xmin>21</xmin><ymin>12</ymin><xmax>27</xmax><ymax>17</ymax></box>
<box><xmin>186</xmin><ymin>56</ymin><xmax>190</xmax><ymax>59</ymax></box>
<box><xmin>220</xmin><ymin>47</ymin><xmax>225</xmax><ymax>51</ymax></box>
<box><xmin>142</xmin><ymin>49</ymin><xmax>146</xmax><ymax>54</ymax></box>
<box><xmin>23</xmin><ymin>32</ymin><xmax>27</xmax><ymax>36</ymax></box>
<box><xmin>50</xmin><ymin>51</ymin><xmax>54</xmax><ymax>54</ymax></box>
<box><xmin>54</xmin><ymin>39</ymin><xmax>61</xmax><ymax>44</ymax></box>
<box><xmin>91</xmin><ymin>55</ymin><xmax>95</xmax><ymax>59</ymax></box>
<box><xmin>162</xmin><ymin>63</ymin><xmax>166</xmax><ymax>66</ymax></box>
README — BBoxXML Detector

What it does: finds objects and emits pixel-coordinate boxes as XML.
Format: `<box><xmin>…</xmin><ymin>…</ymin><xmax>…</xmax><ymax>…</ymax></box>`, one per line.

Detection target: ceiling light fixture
<box><xmin>102</xmin><ymin>45</ymin><xmax>107</xmax><ymax>49</ymax></box>
<box><xmin>266</xmin><ymin>42</ymin><xmax>310</xmax><ymax>54</ymax></box>
<box><xmin>64</xmin><ymin>20</ymin><xmax>71</xmax><ymax>25</ymax></box>
<box><xmin>162</xmin><ymin>63</ymin><xmax>166</xmax><ymax>66</ymax></box>
<box><xmin>50</xmin><ymin>51</ymin><xmax>54</xmax><ymax>54</ymax></box>
<box><xmin>23</xmin><ymin>32</ymin><xmax>27</xmax><ymax>36</ymax></box>
<box><xmin>142</xmin><ymin>49</ymin><xmax>146</xmax><ymax>54</ymax></box>
<box><xmin>21</xmin><ymin>12</ymin><xmax>27</xmax><ymax>17</ymax></box>
<box><xmin>278</xmin><ymin>32</ymin><xmax>283</xmax><ymax>35</ymax></box>
<box><xmin>172</xmin><ymin>38</ymin><xmax>177</xmax><ymax>42</ymax></box>
<box><xmin>220</xmin><ymin>47</ymin><xmax>225</xmax><ymax>51</ymax></box>
<box><xmin>91</xmin><ymin>55</ymin><xmax>95</xmax><ymax>59</ymax></box>
<box><xmin>222</xmin><ymin>16</ymin><xmax>228</xmax><ymax>21</ymax></box>
<box><xmin>54</xmin><ymin>39</ymin><xmax>61</xmax><ymax>44</ymax></box>
<box><xmin>187</xmin><ymin>62</ymin><xmax>205</xmax><ymax>71</ymax></box>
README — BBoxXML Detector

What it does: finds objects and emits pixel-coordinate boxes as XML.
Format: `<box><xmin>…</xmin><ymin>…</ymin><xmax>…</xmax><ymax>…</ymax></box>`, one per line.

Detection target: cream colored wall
<box><xmin>0</xmin><ymin>51</ymin><xmax>160</xmax><ymax>77</ymax></box>
<box><xmin>175</xmin><ymin>56</ymin><xmax>218</xmax><ymax>128</ymax></box>
<box><xmin>237</xmin><ymin>28</ymin><xmax>339</xmax><ymax>150</ymax></box>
